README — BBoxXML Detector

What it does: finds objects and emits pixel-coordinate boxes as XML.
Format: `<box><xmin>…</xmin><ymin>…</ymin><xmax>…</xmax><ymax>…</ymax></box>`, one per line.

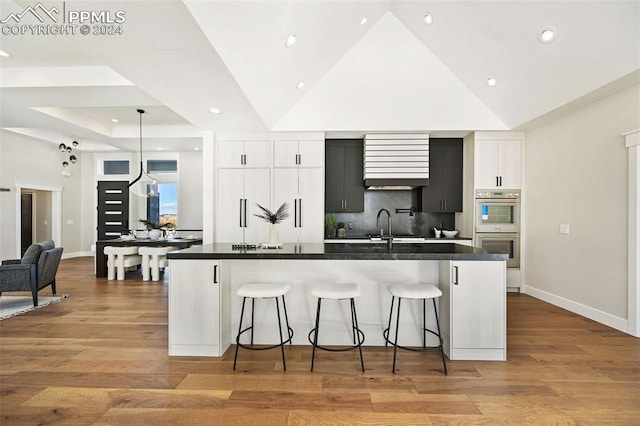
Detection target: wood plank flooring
<box><xmin>1</xmin><ymin>257</ymin><xmax>639</xmax><ymax>425</ymax></box>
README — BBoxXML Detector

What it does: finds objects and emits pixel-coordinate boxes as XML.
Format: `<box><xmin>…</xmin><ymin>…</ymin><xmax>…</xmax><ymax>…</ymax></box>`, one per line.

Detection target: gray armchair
<box><xmin>0</xmin><ymin>240</ymin><xmax>64</xmax><ymax>306</ymax></box>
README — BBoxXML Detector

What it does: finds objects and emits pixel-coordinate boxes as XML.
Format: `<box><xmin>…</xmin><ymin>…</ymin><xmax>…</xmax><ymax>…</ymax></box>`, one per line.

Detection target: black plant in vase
<box><xmin>254</xmin><ymin>203</ymin><xmax>289</xmax><ymax>224</ymax></box>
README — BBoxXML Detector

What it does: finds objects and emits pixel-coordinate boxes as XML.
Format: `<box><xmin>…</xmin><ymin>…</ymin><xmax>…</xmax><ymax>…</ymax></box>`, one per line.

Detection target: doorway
<box><xmin>20</xmin><ymin>192</ymin><xmax>33</xmax><ymax>255</ymax></box>
<box><xmin>14</xmin><ymin>182</ymin><xmax>61</xmax><ymax>259</ymax></box>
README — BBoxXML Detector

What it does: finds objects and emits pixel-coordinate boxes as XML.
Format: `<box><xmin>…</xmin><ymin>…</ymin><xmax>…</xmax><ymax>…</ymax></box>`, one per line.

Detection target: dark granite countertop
<box><xmin>324</xmin><ymin>234</ymin><xmax>472</xmax><ymax>241</ymax></box>
<box><xmin>167</xmin><ymin>242</ymin><xmax>507</xmax><ymax>261</ymax></box>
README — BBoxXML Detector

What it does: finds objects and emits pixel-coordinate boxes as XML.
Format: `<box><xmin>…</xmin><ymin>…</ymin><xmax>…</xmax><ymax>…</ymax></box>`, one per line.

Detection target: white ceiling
<box><xmin>0</xmin><ymin>0</ymin><xmax>638</xmax><ymax>152</ymax></box>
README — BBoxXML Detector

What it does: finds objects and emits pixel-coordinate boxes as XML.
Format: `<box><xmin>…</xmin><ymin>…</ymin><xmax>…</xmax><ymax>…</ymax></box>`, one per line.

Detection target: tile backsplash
<box><xmin>327</xmin><ymin>190</ymin><xmax>456</xmax><ymax>238</ymax></box>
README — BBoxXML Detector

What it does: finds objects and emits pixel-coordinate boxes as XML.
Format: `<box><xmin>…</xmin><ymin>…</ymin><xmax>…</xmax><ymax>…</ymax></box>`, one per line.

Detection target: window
<box><xmin>147</xmin><ymin>159</ymin><xmax>177</xmax><ymax>173</ymax></box>
<box><xmin>147</xmin><ymin>183</ymin><xmax>178</xmax><ymax>228</ymax></box>
<box><xmin>103</xmin><ymin>160</ymin><xmax>129</xmax><ymax>175</ymax></box>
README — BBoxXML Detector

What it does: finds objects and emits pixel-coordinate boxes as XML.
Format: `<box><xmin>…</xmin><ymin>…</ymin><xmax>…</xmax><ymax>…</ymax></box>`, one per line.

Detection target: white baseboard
<box><xmin>524</xmin><ymin>285</ymin><xmax>629</xmax><ymax>334</ymax></box>
<box><xmin>62</xmin><ymin>251</ymin><xmax>94</xmax><ymax>259</ymax></box>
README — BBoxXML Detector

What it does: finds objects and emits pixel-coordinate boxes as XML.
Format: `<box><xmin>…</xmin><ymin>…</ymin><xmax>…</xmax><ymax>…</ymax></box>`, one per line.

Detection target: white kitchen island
<box><xmin>167</xmin><ymin>242</ymin><xmax>507</xmax><ymax>361</ymax></box>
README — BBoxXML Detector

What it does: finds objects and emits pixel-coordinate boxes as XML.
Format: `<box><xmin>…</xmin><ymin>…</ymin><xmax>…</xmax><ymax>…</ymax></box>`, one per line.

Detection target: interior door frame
<box><xmin>14</xmin><ymin>181</ymin><xmax>62</xmax><ymax>258</ymax></box>
<box><xmin>625</xmin><ymin>130</ymin><xmax>639</xmax><ymax>337</ymax></box>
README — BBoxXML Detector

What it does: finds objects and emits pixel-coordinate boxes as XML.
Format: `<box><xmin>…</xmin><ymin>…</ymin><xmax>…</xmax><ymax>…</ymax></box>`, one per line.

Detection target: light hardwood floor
<box><xmin>1</xmin><ymin>257</ymin><xmax>639</xmax><ymax>425</ymax></box>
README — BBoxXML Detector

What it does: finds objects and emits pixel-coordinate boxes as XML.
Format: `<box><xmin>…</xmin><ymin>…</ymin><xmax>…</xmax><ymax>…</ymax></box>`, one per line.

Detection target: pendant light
<box><xmin>128</xmin><ymin>108</ymin><xmax>160</xmax><ymax>197</ymax></box>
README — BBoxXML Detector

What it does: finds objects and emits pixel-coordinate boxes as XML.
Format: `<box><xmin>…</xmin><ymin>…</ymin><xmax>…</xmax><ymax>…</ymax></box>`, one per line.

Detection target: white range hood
<box><xmin>364</xmin><ymin>133</ymin><xmax>429</xmax><ymax>190</ymax></box>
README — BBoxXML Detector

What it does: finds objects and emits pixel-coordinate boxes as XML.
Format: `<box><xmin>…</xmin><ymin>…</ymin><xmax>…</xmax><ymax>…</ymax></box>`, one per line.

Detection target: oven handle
<box><xmin>475</xmin><ymin>233</ymin><xmax>519</xmax><ymax>239</ymax></box>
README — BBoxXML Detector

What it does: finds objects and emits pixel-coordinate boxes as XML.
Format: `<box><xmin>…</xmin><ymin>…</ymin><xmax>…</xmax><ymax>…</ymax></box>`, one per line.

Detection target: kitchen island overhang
<box><xmin>167</xmin><ymin>243</ymin><xmax>507</xmax><ymax>361</ymax></box>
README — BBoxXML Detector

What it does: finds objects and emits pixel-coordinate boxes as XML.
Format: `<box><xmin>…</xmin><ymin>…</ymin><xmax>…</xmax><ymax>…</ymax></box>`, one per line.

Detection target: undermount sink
<box><xmin>368</xmin><ymin>234</ymin><xmax>425</xmax><ymax>243</ymax></box>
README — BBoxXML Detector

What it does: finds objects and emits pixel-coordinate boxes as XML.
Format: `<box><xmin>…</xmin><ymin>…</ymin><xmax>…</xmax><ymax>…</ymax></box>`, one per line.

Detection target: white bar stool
<box><xmin>104</xmin><ymin>246</ymin><xmax>142</xmax><ymax>281</ymax></box>
<box><xmin>138</xmin><ymin>246</ymin><xmax>174</xmax><ymax>281</ymax></box>
<box><xmin>233</xmin><ymin>283</ymin><xmax>294</xmax><ymax>371</ymax></box>
<box><xmin>308</xmin><ymin>283</ymin><xmax>365</xmax><ymax>372</ymax></box>
<box><xmin>383</xmin><ymin>283</ymin><xmax>447</xmax><ymax>375</ymax></box>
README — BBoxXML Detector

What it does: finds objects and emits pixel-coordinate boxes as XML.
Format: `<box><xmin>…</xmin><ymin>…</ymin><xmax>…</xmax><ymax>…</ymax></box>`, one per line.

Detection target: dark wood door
<box><xmin>97</xmin><ymin>181</ymin><xmax>130</xmax><ymax>240</ymax></box>
<box><xmin>325</xmin><ymin>139</ymin><xmax>364</xmax><ymax>213</ymax></box>
<box><xmin>20</xmin><ymin>193</ymin><xmax>33</xmax><ymax>255</ymax></box>
<box><xmin>342</xmin><ymin>143</ymin><xmax>365</xmax><ymax>212</ymax></box>
<box><xmin>419</xmin><ymin>138</ymin><xmax>463</xmax><ymax>212</ymax></box>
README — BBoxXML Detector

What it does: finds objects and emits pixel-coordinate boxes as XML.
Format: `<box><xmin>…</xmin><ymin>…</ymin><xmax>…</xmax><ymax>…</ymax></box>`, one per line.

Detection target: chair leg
<box><xmin>51</xmin><ymin>278</ymin><xmax>57</xmax><ymax>295</ymax></box>
<box><xmin>385</xmin><ymin>296</ymin><xmax>396</xmax><ymax>347</ymax></box>
<box><xmin>281</xmin><ymin>295</ymin><xmax>293</xmax><ymax>345</ymax></box>
<box><xmin>116</xmin><ymin>254</ymin><xmax>125</xmax><ymax>280</ymax></box>
<box><xmin>31</xmin><ymin>290</ymin><xmax>38</xmax><ymax>307</ymax></box>
<box><xmin>350</xmin><ymin>298</ymin><xmax>365</xmax><ymax>372</ymax></box>
<box><xmin>433</xmin><ymin>298</ymin><xmax>448</xmax><ymax>375</ymax></box>
<box><xmin>233</xmin><ymin>297</ymin><xmax>247</xmax><ymax>371</ymax></box>
<box><xmin>151</xmin><ymin>255</ymin><xmax>160</xmax><ymax>281</ymax></box>
<box><xmin>107</xmin><ymin>254</ymin><xmax>115</xmax><ymax>280</ymax></box>
<box><xmin>275</xmin><ymin>297</ymin><xmax>287</xmax><ymax>371</ymax></box>
<box><xmin>392</xmin><ymin>297</ymin><xmax>402</xmax><ymax>373</ymax></box>
<box><xmin>310</xmin><ymin>298</ymin><xmax>322</xmax><ymax>372</ymax></box>
<box><xmin>142</xmin><ymin>254</ymin><xmax>150</xmax><ymax>281</ymax></box>
<box><xmin>423</xmin><ymin>298</ymin><xmax>427</xmax><ymax>348</ymax></box>
<box><xmin>250</xmin><ymin>298</ymin><xmax>255</xmax><ymax>345</ymax></box>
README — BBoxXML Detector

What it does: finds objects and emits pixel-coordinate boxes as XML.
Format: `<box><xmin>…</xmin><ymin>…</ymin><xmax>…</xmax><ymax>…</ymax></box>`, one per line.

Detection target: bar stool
<box><xmin>138</xmin><ymin>246</ymin><xmax>174</xmax><ymax>281</ymax></box>
<box><xmin>233</xmin><ymin>283</ymin><xmax>294</xmax><ymax>371</ymax></box>
<box><xmin>308</xmin><ymin>283</ymin><xmax>365</xmax><ymax>372</ymax></box>
<box><xmin>383</xmin><ymin>283</ymin><xmax>447</xmax><ymax>374</ymax></box>
<box><xmin>104</xmin><ymin>246</ymin><xmax>142</xmax><ymax>280</ymax></box>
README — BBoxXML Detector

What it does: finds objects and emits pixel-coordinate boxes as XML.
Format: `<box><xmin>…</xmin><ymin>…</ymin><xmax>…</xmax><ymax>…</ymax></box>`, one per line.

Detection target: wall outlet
<box><xmin>66</xmin><ymin>219</ymin><xmax>74</xmax><ymax>225</ymax></box>
<box><xmin>559</xmin><ymin>224</ymin><xmax>570</xmax><ymax>234</ymax></box>
<box><xmin>43</xmin><ymin>220</ymin><xmax>48</xmax><ymax>226</ymax></box>
<box><xmin>348</xmin><ymin>222</ymin><xmax>353</xmax><ymax>229</ymax></box>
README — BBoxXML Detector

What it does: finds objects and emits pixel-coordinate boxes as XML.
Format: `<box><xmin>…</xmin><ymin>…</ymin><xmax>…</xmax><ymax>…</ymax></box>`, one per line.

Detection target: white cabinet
<box><xmin>439</xmin><ymin>260</ymin><xmax>506</xmax><ymax>361</ymax></box>
<box><xmin>272</xmin><ymin>138</ymin><xmax>324</xmax><ymax>242</ymax></box>
<box><xmin>216</xmin><ymin>168</ymin><xmax>271</xmax><ymax>243</ymax></box>
<box><xmin>273</xmin><ymin>167</ymin><xmax>324</xmax><ymax>242</ymax></box>
<box><xmin>217</xmin><ymin>140</ymin><xmax>271</xmax><ymax>168</ymax></box>
<box><xmin>168</xmin><ymin>259</ymin><xmax>231</xmax><ymax>356</ymax></box>
<box><xmin>273</xmin><ymin>139</ymin><xmax>324</xmax><ymax>168</ymax></box>
<box><xmin>475</xmin><ymin>139</ymin><xmax>522</xmax><ymax>189</ymax></box>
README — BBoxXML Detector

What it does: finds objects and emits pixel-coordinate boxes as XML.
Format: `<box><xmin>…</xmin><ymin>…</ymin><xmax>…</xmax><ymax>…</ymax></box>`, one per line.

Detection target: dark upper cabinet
<box><xmin>419</xmin><ymin>138</ymin><xmax>463</xmax><ymax>213</ymax></box>
<box><xmin>325</xmin><ymin>139</ymin><xmax>365</xmax><ymax>213</ymax></box>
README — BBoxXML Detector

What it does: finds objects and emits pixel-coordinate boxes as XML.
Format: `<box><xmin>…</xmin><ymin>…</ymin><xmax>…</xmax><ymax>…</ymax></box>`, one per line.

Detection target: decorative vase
<box><xmin>337</xmin><ymin>228</ymin><xmax>346</xmax><ymax>237</ymax></box>
<box><xmin>268</xmin><ymin>224</ymin><xmax>279</xmax><ymax>245</ymax></box>
<box><xmin>326</xmin><ymin>227</ymin><xmax>337</xmax><ymax>238</ymax></box>
<box><xmin>148</xmin><ymin>229</ymin><xmax>162</xmax><ymax>240</ymax></box>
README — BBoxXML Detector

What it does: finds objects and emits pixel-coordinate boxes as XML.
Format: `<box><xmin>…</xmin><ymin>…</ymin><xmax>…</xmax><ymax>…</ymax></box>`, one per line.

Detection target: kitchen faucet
<box><xmin>376</xmin><ymin>208</ymin><xmax>392</xmax><ymax>237</ymax></box>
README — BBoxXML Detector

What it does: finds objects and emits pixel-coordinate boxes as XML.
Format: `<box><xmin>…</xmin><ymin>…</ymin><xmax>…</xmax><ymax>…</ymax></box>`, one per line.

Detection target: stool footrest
<box><xmin>382</xmin><ymin>327</ymin><xmax>443</xmax><ymax>352</ymax></box>
<box><xmin>237</xmin><ymin>326</ymin><xmax>294</xmax><ymax>351</ymax></box>
<box><xmin>307</xmin><ymin>328</ymin><xmax>365</xmax><ymax>352</ymax></box>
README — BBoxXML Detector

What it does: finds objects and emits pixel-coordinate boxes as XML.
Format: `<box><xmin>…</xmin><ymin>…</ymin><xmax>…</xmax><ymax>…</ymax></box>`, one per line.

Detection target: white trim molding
<box><xmin>625</xmin><ymin>129</ymin><xmax>640</xmax><ymax>337</ymax></box>
<box><xmin>14</xmin><ymin>181</ymin><xmax>63</xmax><ymax>258</ymax></box>
<box><xmin>525</xmin><ymin>285</ymin><xmax>628</xmax><ymax>333</ymax></box>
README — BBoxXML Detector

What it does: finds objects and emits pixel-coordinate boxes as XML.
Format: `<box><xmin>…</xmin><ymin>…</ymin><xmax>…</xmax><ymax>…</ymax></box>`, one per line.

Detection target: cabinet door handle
<box><xmin>239</xmin><ymin>199</ymin><xmax>243</xmax><ymax>227</ymax></box>
<box><xmin>213</xmin><ymin>264</ymin><xmax>218</xmax><ymax>284</ymax></box>
<box><xmin>298</xmin><ymin>198</ymin><xmax>302</xmax><ymax>227</ymax></box>
<box><xmin>499</xmin><ymin>176</ymin><xmax>503</xmax><ymax>187</ymax></box>
<box><xmin>496</xmin><ymin>176</ymin><xmax>499</xmax><ymax>187</ymax></box>
<box><xmin>294</xmin><ymin>199</ymin><xmax>298</xmax><ymax>227</ymax></box>
<box><xmin>298</xmin><ymin>154</ymin><xmax>301</xmax><ymax>165</ymax></box>
<box><xmin>344</xmin><ymin>200</ymin><xmax>347</xmax><ymax>211</ymax></box>
<box><xmin>453</xmin><ymin>265</ymin><xmax>459</xmax><ymax>285</ymax></box>
<box><xmin>243</xmin><ymin>199</ymin><xmax>247</xmax><ymax>227</ymax></box>
<box><xmin>443</xmin><ymin>200</ymin><xmax>447</xmax><ymax>211</ymax></box>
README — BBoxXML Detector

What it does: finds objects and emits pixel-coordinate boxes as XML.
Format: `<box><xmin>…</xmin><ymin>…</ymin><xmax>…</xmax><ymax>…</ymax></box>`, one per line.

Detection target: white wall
<box><xmin>178</xmin><ymin>151</ymin><xmax>203</xmax><ymax>229</ymax></box>
<box><xmin>524</xmin><ymin>83</ymin><xmax>640</xmax><ymax>323</ymax></box>
<box><xmin>0</xmin><ymin>131</ymin><xmax>83</xmax><ymax>258</ymax></box>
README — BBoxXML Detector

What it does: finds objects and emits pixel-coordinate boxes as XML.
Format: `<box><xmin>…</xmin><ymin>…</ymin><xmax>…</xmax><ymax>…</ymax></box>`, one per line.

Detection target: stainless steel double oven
<box><xmin>475</xmin><ymin>189</ymin><xmax>520</xmax><ymax>268</ymax></box>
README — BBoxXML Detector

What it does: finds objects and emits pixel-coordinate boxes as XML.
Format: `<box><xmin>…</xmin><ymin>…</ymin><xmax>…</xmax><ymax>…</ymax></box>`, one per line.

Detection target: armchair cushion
<box><xmin>21</xmin><ymin>244</ymin><xmax>42</xmax><ymax>265</ymax></box>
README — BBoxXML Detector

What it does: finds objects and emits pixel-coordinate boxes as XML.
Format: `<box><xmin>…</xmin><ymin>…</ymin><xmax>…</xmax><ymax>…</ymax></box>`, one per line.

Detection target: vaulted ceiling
<box><xmin>0</xmin><ymin>0</ymin><xmax>638</xmax><ymax>152</ymax></box>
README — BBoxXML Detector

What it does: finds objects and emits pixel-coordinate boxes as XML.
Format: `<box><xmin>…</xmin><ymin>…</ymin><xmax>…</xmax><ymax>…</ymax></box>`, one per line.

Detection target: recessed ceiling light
<box><xmin>360</xmin><ymin>16</ymin><xmax>368</xmax><ymax>26</ymax></box>
<box><xmin>285</xmin><ymin>34</ymin><xmax>296</xmax><ymax>48</ymax></box>
<box><xmin>111</xmin><ymin>118</ymin><xmax>119</xmax><ymax>123</ymax></box>
<box><xmin>424</xmin><ymin>12</ymin><xmax>433</xmax><ymax>24</ymax></box>
<box><xmin>539</xmin><ymin>26</ymin><xmax>557</xmax><ymax>43</ymax></box>
<box><xmin>487</xmin><ymin>77</ymin><xmax>498</xmax><ymax>87</ymax></box>
<box><xmin>0</xmin><ymin>50</ymin><xmax>10</xmax><ymax>57</ymax></box>
<box><xmin>296</xmin><ymin>80</ymin><xmax>305</xmax><ymax>90</ymax></box>
<box><xmin>194</xmin><ymin>147</ymin><xmax>200</xmax><ymax>151</ymax></box>
<box><xmin>209</xmin><ymin>107</ymin><xmax>222</xmax><ymax>114</ymax></box>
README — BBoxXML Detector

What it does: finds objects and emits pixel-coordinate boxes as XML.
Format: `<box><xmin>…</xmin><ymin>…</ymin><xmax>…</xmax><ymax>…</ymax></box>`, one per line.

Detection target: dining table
<box><xmin>94</xmin><ymin>237</ymin><xmax>203</xmax><ymax>278</ymax></box>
